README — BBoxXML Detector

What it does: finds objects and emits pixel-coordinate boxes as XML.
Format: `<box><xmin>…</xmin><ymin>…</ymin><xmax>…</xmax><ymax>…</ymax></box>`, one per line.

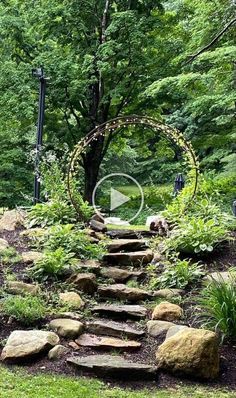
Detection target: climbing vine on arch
<box><xmin>67</xmin><ymin>115</ymin><xmax>199</xmax><ymax>220</ymax></box>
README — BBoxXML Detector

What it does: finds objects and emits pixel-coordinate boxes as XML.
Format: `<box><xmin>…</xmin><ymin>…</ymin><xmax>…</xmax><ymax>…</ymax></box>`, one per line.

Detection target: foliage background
<box><xmin>0</xmin><ymin>0</ymin><xmax>235</xmax><ymax>207</ymax></box>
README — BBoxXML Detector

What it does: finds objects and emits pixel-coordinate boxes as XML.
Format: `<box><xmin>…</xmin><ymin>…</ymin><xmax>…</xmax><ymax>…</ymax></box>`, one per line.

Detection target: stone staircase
<box><xmin>66</xmin><ymin>232</ymin><xmax>160</xmax><ymax>378</ymax></box>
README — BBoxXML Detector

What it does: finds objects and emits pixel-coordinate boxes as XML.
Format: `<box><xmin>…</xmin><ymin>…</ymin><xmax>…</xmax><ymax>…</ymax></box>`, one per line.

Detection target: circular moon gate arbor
<box><xmin>67</xmin><ymin>115</ymin><xmax>199</xmax><ymax>219</ymax></box>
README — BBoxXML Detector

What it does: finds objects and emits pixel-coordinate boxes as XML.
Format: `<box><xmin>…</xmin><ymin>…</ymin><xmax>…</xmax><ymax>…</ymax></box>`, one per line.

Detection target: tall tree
<box><xmin>145</xmin><ymin>0</ymin><xmax>236</xmax><ymax>177</ymax></box>
<box><xmin>0</xmin><ymin>0</ymin><xmax>164</xmax><ymax>203</ymax></box>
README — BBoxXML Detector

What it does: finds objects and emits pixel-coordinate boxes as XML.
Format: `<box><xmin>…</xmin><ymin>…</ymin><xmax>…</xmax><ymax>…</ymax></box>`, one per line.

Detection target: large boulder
<box><xmin>6</xmin><ymin>281</ymin><xmax>40</xmax><ymax>296</ymax></box>
<box><xmin>49</xmin><ymin>318</ymin><xmax>84</xmax><ymax>338</ymax></box>
<box><xmin>165</xmin><ymin>325</ymin><xmax>189</xmax><ymax>339</ymax></box>
<box><xmin>67</xmin><ymin>273</ymin><xmax>97</xmax><ymax>294</ymax></box>
<box><xmin>59</xmin><ymin>292</ymin><xmax>85</xmax><ymax>310</ymax></box>
<box><xmin>0</xmin><ymin>210</ymin><xmax>25</xmax><ymax>231</ymax></box>
<box><xmin>1</xmin><ymin>330</ymin><xmax>59</xmax><ymax>362</ymax></box>
<box><xmin>21</xmin><ymin>251</ymin><xmax>43</xmax><ymax>264</ymax></box>
<box><xmin>48</xmin><ymin>344</ymin><xmax>69</xmax><ymax>360</ymax></box>
<box><xmin>0</xmin><ymin>238</ymin><xmax>9</xmax><ymax>251</ymax></box>
<box><xmin>205</xmin><ymin>271</ymin><xmax>236</xmax><ymax>284</ymax></box>
<box><xmin>156</xmin><ymin>328</ymin><xmax>219</xmax><ymax>379</ymax></box>
<box><xmin>152</xmin><ymin>302</ymin><xmax>183</xmax><ymax>322</ymax></box>
<box><xmin>147</xmin><ymin>320</ymin><xmax>175</xmax><ymax>337</ymax></box>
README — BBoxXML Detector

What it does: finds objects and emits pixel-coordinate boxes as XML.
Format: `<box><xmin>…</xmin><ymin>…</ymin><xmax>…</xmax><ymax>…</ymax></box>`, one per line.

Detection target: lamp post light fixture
<box><xmin>233</xmin><ymin>200</ymin><xmax>236</xmax><ymax>217</ymax></box>
<box><xmin>174</xmin><ymin>173</ymin><xmax>185</xmax><ymax>196</ymax></box>
<box><xmin>32</xmin><ymin>67</ymin><xmax>47</xmax><ymax>204</ymax></box>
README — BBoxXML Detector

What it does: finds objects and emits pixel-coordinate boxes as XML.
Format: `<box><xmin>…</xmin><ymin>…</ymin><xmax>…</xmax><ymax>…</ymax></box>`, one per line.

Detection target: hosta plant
<box><xmin>43</xmin><ymin>224</ymin><xmax>105</xmax><ymax>260</ymax></box>
<box><xmin>30</xmin><ymin>247</ymin><xmax>76</xmax><ymax>280</ymax></box>
<box><xmin>164</xmin><ymin>217</ymin><xmax>228</xmax><ymax>255</ymax></box>
<box><xmin>149</xmin><ymin>257</ymin><xmax>205</xmax><ymax>290</ymax></box>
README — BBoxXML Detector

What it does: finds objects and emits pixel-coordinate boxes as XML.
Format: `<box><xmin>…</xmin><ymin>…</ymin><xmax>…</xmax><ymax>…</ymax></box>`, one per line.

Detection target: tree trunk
<box><xmin>83</xmin><ymin>134</ymin><xmax>105</xmax><ymax>203</ymax></box>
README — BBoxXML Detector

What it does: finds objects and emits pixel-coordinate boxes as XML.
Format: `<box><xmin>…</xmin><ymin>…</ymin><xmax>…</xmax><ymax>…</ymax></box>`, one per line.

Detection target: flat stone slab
<box><xmin>92</xmin><ymin>304</ymin><xmax>148</xmax><ymax>319</ymax></box>
<box><xmin>76</xmin><ymin>260</ymin><xmax>101</xmax><ymax>275</ymax></box>
<box><xmin>98</xmin><ymin>284</ymin><xmax>151</xmax><ymax>302</ymax></box>
<box><xmin>86</xmin><ymin>320</ymin><xmax>145</xmax><ymax>339</ymax></box>
<box><xmin>67</xmin><ymin>355</ymin><xmax>158</xmax><ymax>379</ymax></box>
<box><xmin>100</xmin><ymin>267</ymin><xmax>145</xmax><ymax>282</ymax></box>
<box><xmin>153</xmin><ymin>289</ymin><xmax>184</xmax><ymax>299</ymax></box>
<box><xmin>75</xmin><ymin>334</ymin><xmax>141</xmax><ymax>350</ymax></box>
<box><xmin>106</xmin><ymin>230</ymin><xmax>158</xmax><ymax>239</ymax></box>
<box><xmin>103</xmin><ymin>249</ymin><xmax>153</xmax><ymax>266</ymax></box>
<box><xmin>1</xmin><ymin>330</ymin><xmax>59</xmax><ymax>362</ymax></box>
<box><xmin>106</xmin><ymin>239</ymin><xmax>148</xmax><ymax>253</ymax></box>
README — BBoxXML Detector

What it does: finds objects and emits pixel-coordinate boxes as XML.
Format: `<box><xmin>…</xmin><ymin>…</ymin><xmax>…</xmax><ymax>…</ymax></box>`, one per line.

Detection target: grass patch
<box><xmin>0</xmin><ymin>367</ymin><xmax>234</xmax><ymax>398</ymax></box>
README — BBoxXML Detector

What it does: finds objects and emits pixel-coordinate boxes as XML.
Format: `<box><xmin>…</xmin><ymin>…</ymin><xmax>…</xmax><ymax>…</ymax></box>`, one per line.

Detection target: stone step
<box><xmin>75</xmin><ymin>260</ymin><xmax>101</xmax><ymax>275</ymax></box>
<box><xmin>100</xmin><ymin>267</ymin><xmax>145</xmax><ymax>282</ymax></box>
<box><xmin>91</xmin><ymin>304</ymin><xmax>148</xmax><ymax>319</ymax></box>
<box><xmin>106</xmin><ymin>230</ymin><xmax>158</xmax><ymax>239</ymax></box>
<box><xmin>75</xmin><ymin>334</ymin><xmax>141</xmax><ymax>350</ymax></box>
<box><xmin>106</xmin><ymin>239</ymin><xmax>148</xmax><ymax>253</ymax></box>
<box><xmin>98</xmin><ymin>283</ymin><xmax>152</xmax><ymax>302</ymax></box>
<box><xmin>103</xmin><ymin>249</ymin><xmax>153</xmax><ymax>266</ymax></box>
<box><xmin>67</xmin><ymin>355</ymin><xmax>158</xmax><ymax>379</ymax></box>
<box><xmin>86</xmin><ymin>320</ymin><xmax>145</xmax><ymax>339</ymax></box>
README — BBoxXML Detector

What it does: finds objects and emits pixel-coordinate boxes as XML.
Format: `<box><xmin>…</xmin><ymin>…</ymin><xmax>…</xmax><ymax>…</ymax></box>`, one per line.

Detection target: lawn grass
<box><xmin>0</xmin><ymin>366</ymin><xmax>234</xmax><ymax>398</ymax></box>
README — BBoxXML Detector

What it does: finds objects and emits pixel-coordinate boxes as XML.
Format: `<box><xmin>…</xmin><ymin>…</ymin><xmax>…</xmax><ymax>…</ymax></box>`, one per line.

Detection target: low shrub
<box><xmin>199</xmin><ymin>272</ymin><xmax>236</xmax><ymax>340</ymax></box>
<box><xmin>0</xmin><ymin>247</ymin><xmax>21</xmax><ymax>265</ymax></box>
<box><xmin>2</xmin><ymin>294</ymin><xmax>47</xmax><ymax>325</ymax></box>
<box><xmin>164</xmin><ymin>217</ymin><xmax>229</xmax><ymax>254</ymax></box>
<box><xmin>149</xmin><ymin>257</ymin><xmax>204</xmax><ymax>290</ymax></box>
<box><xmin>43</xmin><ymin>224</ymin><xmax>105</xmax><ymax>260</ymax></box>
<box><xmin>27</xmin><ymin>200</ymin><xmax>76</xmax><ymax>228</ymax></box>
<box><xmin>30</xmin><ymin>247</ymin><xmax>76</xmax><ymax>280</ymax></box>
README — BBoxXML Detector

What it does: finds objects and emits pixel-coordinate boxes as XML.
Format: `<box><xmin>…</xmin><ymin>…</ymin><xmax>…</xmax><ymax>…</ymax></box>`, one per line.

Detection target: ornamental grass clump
<box><xmin>199</xmin><ymin>271</ymin><xmax>236</xmax><ymax>340</ymax></box>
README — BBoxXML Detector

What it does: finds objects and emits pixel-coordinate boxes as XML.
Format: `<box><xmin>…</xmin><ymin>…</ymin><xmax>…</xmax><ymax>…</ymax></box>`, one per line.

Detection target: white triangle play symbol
<box><xmin>110</xmin><ymin>188</ymin><xmax>130</xmax><ymax>211</ymax></box>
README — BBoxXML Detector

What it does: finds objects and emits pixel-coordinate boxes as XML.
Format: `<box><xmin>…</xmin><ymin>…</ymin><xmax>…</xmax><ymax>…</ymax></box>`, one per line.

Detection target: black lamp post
<box><xmin>233</xmin><ymin>200</ymin><xmax>236</xmax><ymax>217</ymax></box>
<box><xmin>32</xmin><ymin>67</ymin><xmax>47</xmax><ymax>204</ymax></box>
<box><xmin>174</xmin><ymin>173</ymin><xmax>185</xmax><ymax>196</ymax></box>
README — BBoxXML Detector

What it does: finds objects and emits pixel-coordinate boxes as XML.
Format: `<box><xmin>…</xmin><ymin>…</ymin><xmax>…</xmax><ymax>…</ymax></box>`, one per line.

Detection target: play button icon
<box><xmin>110</xmin><ymin>188</ymin><xmax>130</xmax><ymax>211</ymax></box>
<box><xmin>92</xmin><ymin>173</ymin><xmax>144</xmax><ymax>223</ymax></box>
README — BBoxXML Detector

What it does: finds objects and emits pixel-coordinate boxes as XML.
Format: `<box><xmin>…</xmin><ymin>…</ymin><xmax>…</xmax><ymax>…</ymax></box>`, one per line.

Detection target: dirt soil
<box><xmin>0</xmin><ymin>228</ymin><xmax>236</xmax><ymax>391</ymax></box>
